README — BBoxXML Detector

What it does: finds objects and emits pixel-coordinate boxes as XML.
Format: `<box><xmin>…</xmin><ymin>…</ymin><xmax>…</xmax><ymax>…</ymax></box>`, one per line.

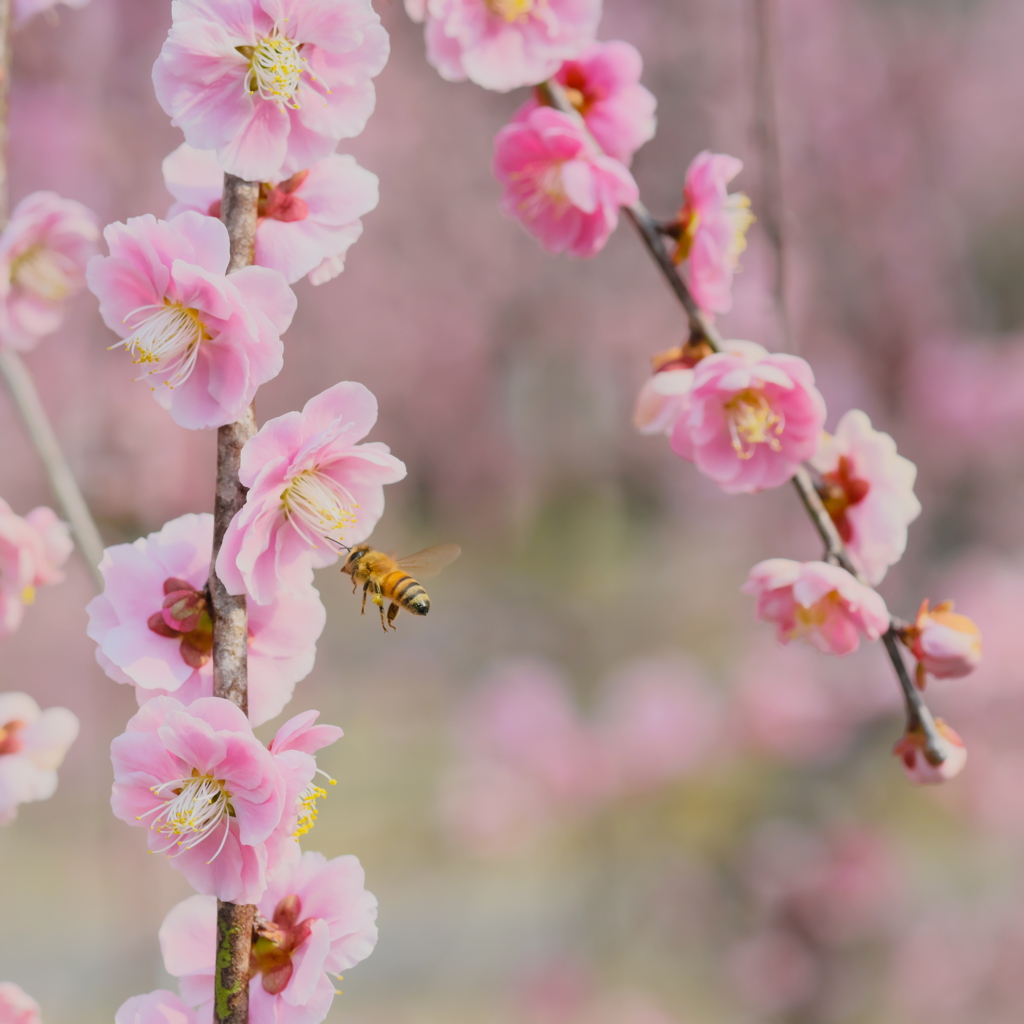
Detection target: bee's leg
<box><xmin>386</xmin><ymin>602</ymin><xmax>400</xmax><ymax>630</ymax></box>
<box><xmin>360</xmin><ymin>582</ymin><xmax>370</xmax><ymax>615</ymax></box>
<box><xmin>351</xmin><ymin>577</ymin><xmax>358</xmax><ymax>595</ymax></box>
<box><xmin>377</xmin><ymin>601</ymin><xmax>388</xmax><ymax>632</ymax></box>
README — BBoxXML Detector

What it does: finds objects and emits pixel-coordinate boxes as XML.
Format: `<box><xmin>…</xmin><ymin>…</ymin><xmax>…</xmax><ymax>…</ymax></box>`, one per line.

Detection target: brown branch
<box><xmin>540</xmin><ymin>77</ymin><xmax>949</xmax><ymax>765</ymax></box>
<box><xmin>209</xmin><ymin>172</ymin><xmax>260</xmax><ymax>1024</ymax></box>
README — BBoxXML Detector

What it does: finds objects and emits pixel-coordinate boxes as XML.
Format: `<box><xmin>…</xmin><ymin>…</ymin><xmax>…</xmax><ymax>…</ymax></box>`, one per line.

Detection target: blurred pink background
<box><xmin>3</xmin><ymin>0</ymin><xmax>1024</xmax><ymax>1021</ymax></box>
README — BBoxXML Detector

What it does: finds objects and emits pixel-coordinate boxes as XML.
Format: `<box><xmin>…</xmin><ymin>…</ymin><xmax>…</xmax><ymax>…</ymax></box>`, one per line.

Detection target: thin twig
<box><xmin>540</xmin><ymin>77</ymin><xmax>948</xmax><ymax>763</ymax></box>
<box><xmin>0</xmin><ymin>351</ymin><xmax>105</xmax><ymax>589</ymax></box>
<box><xmin>209</xmin><ymin>172</ymin><xmax>260</xmax><ymax>1024</ymax></box>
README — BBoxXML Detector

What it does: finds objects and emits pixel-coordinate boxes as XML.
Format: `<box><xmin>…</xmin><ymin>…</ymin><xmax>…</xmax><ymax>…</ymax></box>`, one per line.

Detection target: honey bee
<box><xmin>340</xmin><ymin>543</ymin><xmax>461</xmax><ymax>631</ymax></box>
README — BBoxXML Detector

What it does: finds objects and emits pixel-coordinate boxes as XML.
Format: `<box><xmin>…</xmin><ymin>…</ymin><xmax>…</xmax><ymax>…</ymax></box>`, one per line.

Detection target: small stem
<box><xmin>538</xmin><ymin>77</ymin><xmax>948</xmax><ymax>763</ymax></box>
<box><xmin>0</xmin><ymin>349</ymin><xmax>105</xmax><ymax>589</ymax></box>
<box><xmin>209</xmin><ymin>172</ymin><xmax>260</xmax><ymax>1024</ymax></box>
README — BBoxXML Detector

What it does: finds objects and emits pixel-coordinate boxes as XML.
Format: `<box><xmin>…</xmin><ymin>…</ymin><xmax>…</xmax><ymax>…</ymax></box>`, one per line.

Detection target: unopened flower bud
<box><xmin>893</xmin><ymin>719</ymin><xmax>967</xmax><ymax>784</ymax></box>
<box><xmin>903</xmin><ymin>599</ymin><xmax>982</xmax><ymax>683</ymax></box>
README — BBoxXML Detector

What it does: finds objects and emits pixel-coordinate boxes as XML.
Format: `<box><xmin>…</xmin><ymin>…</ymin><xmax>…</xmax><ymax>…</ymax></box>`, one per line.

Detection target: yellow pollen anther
<box><xmin>20</xmin><ymin>585</ymin><xmax>35</xmax><ymax>605</ymax></box>
<box><xmin>485</xmin><ymin>0</ymin><xmax>537</xmax><ymax>21</ymax></box>
<box><xmin>245</xmin><ymin>32</ymin><xmax>311</xmax><ymax>109</ymax></box>
<box><xmin>281</xmin><ymin>469</ymin><xmax>360</xmax><ymax>549</ymax></box>
<box><xmin>724</xmin><ymin>389</ymin><xmax>784</xmax><ymax>459</ymax></box>
<box><xmin>114</xmin><ymin>300</ymin><xmax>209</xmax><ymax>389</ymax></box>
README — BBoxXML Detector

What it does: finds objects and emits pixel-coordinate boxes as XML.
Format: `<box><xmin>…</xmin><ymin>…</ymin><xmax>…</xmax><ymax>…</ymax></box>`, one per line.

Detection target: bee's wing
<box><xmin>395</xmin><ymin>543</ymin><xmax>462</xmax><ymax>580</ymax></box>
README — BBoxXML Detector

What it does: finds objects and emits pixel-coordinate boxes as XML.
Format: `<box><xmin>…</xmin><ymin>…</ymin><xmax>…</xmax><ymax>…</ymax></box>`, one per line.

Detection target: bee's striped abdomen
<box><xmin>382</xmin><ymin>571</ymin><xmax>431</xmax><ymax>615</ymax></box>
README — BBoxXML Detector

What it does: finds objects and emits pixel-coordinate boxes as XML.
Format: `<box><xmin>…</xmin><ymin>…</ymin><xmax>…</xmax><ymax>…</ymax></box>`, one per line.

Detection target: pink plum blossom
<box><xmin>152</xmin><ymin>0</ymin><xmax>389</xmax><ymax>182</ymax></box>
<box><xmin>670</xmin><ymin>344</ymin><xmax>827</xmax><ymax>493</ymax></box>
<box><xmin>905</xmin><ymin>599</ymin><xmax>982</xmax><ymax>683</ymax></box>
<box><xmin>0</xmin><ymin>501</ymin><xmax>72</xmax><ymax>638</ymax></box>
<box><xmin>0</xmin><ymin>692</ymin><xmax>79</xmax><ymax>825</ymax></box>
<box><xmin>0</xmin><ymin>984</ymin><xmax>41</xmax><ymax>1024</ymax></box>
<box><xmin>742</xmin><ymin>559</ymin><xmax>890</xmax><ymax>655</ymax></box>
<box><xmin>0</xmin><ymin>191</ymin><xmax>98</xmax><ymax>351</ymax></box>
<box><xmin>87</xmin><ymin>212</ymin><xmax>295</xmax><ymax>430</ymax></box>
<box><xmin>810</xmin><ymin>410</ymin><xmax>921</xmax><ymax>585</ymax></box>
<box><xmin>163</xmin><ymin>146</ymin><xmax>379</xmax><ymax>286</ymax></box>
<box><xmin>514</xmin><ymin>42</ymin><xmax>656</xmax><ymax>164</ymax></box>
<box><xmin>109</xmin><ymin>696</ymin><xmax>342</xmax><ymax>903</ymax></box>
<box><xmin>893</xmin><ymin>719</ymin><xmax>967</xmax><ymax>784</ymax></box>
<box><xmin>632</xmin><ymin>366</ymin><xmax>693</xmax><ymax>436</ymax></box>
<box><xmin>412</xmin><ymin>0</ymin><xmax>601</xmax><ymax>93</ymax></box>
<box><xmin>493</xmin><ymin>107</ymin><xmax>638</xmax><ymax>258</ymax></box>
<box><xmin>671</xmin><ymin>151</ymin><xmax>754</xmax><ymax>315</ymax></box>
<box><xmin>215</xmin><ymin>381</ymin><xmax>406</xmax><ymax>605</ymax></box>
<box><xmin>115</xmin><ymin>992</ymin><xmax>196</xmax><ymax>1024</ymax></box>
<box><xmin>86</xmin><ymin>513</ymin><xmax>326</xmax><ymax>727</ymax></box>
<box><xmin>161</xmin><ymin>847</ymin><xmax>377</xmax><ymax>1024</ymax></box>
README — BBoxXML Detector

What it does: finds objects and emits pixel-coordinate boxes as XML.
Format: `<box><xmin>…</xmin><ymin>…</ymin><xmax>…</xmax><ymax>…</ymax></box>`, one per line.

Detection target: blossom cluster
<box><xmin>71</xmin><ymin>1</ymin><xmax>415</xmax><ymax>1020</ymax></box>
<box><xmin>398</xmin><ymin>0</ymin><xmax>982</xmax><ymax>783</ymax></box>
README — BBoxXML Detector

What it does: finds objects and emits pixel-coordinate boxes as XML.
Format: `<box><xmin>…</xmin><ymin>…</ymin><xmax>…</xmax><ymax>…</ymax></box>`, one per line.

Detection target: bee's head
<box><xmin>340</xmin><ymin>543</ymin><xmax>371</xmax><ymax>574</ymax></box>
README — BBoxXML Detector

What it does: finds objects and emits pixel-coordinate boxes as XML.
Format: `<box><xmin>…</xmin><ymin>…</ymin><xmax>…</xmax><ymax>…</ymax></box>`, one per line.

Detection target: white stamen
<box><xmin>248</xmin><ymin>33</ymin><xmax>312</xmax><ymax>109</ymax></box>
<box><xmin>293</xmin><ymin>768</ymin><xmax>335</xmax><ymax>840</ymax></box>
<box><xmin>11</xmin><ymin>246</ymin><xmax>78</xmax><ymax>301</ymax></box>
<box><xmin>147</xmin><ymin>774</ymin><xmax>233</xmax><ymax>858</ymax></box>
<box><xmin>113</xmin><ymin>302</ymin><xmax>207</xmax><ymax>388</ymax></box>
<box><xmin>281</xmin><ymin>469</ymin><xmax>359</xmax><ymax>549</ymax></box>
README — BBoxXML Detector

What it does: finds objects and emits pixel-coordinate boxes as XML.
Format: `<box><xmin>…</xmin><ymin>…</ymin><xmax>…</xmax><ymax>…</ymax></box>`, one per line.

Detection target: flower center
<box><xmin>140</xmin><ymin>770</ymin><xmax>234</xmax><ymax>862</ymax></box>
<box><xmin>820</xmin><ymin>455</ymin><xmax>870</xmax><ymax>543</ymax></box>
<box><xmin>147</xmin><ymin>578</ymin><xmax>215</xmax><ymax>670</ymax></box>
<box><xmin>114</xmin><ymin>301</ymin><xmax>208</xmax><ymax>389</ymax></box>
<box><xmin>252</xmin><ymin>894</ymin><xmax>316</xmax><ymax>996</ymax></box>
<box><xmin>486</xmin><ymin>0</ymin><xmax>536</xmax><ymax>22</ymax></box>
<box><xmin>723</xmin><ymin>192</ymin><xmax>755</xmax><ymax>265</ymax></box>
<box><xmin>791</xmin><ymin>591</ymin><xmax>841</xmax><ymax>640</ymax></box>
<box><xmin>0</xmin><ymin>719</ymin><xmax>25</xmax><ymax>756</ymax></box>
<box><xmin>10</xmin><ymin>246</ymin><xmax>77</xmax><ymax>301</ymax></box>
<box><xmin>280</xmin><ymin>469</ymin><xmax>360</xmax><ymax>549</ymax></box>
<box><xmin>724</xmin><ymin>389</ymin><xmax>784</xmax><ymax>459</ymax></box>
<box><xmin>242</xmin><ymin>33</ymin><xmax>311</xmax><ymax>109</ymax></box>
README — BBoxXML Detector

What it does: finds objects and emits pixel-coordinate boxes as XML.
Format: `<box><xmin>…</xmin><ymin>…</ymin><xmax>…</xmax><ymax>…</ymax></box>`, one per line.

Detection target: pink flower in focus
<box><xmin>110</xmin><ymin>696</ymin><xmax>289</xmax><ymax>903</ymax></box>
<box><xmin>0</xmin><ymin>501</ymin><xmax>72</xmax><ymax>638</ymax></box>
<box><xmin>115</xmin><ymin>991</ymin><xmax>195</xmax><ymax>1024</ymax></box>
<box><xmin>86</xmin><ymin>514</ymin><xmax>326</xmax><ymax>727</ymax></box>
<box><xmin>743</xmin><ymin>559</ymin><xmax>890</xmax><ymax>655</ymax></box>
<box><xmin>493</xmin><ymin>107</ymin><xmax>639</xmax><ymax>259</ymax></box>
<box><xmin>87</xmin><ymin>212</ymin><xmax>295</xmax><ymax>430</ymax></box>
<box><xmin>905</xmin><ymin>599</ymin><xmax>982</xmax><ymax>682</ymax></box>
<box><xmin>0</xmin><ymin>984</ymin><xmax>40</xmax><ymax>1024</ymax></box>
<box><xmin>416</xmin><ymin>0</ymin><xmax>601</xmax><ymax>93</ymax></box>
<box><xmin>596</xmin><ymin>658</ymin><xmax>721</xmax><ymax>793</ymax></box>
<box><xmin>0</xmin><ymin>191</ymin><xmax>98</xmax><ymax>351</ymax></box>
<box><xmin>670</xmin><ymin>345</ymin><xmax>827</xmax><ymax>493</ymax></box>
<box><xmin>162</xmin><ymin>146</ymin><xmax>379</xmax><ymax>286</ymax></box>
<box><xmin>893</xmin><ymin>719</ymin><xmax>967</xmax><ymax>784</ymax></box>
<box><xmin>810</xmin><ymin>410</ymin><xmax>921</xmax><ymax>585</ymax></box>
<box><xmin>672</xmin><ymin>151</ymin><xmax>754</xmax><ymax>315</ymax></box>
<box><xmin>215</xmin><ymin>382</ymin><xmax>406</xmax><ymax>605</ymax></box>
<box><xmin>514</xmin><ymin>42</ymin><xmax>656</xmax><ymax>164</ymax></box>
<box><xmin>161</xmin><ymin>848</ymin><xmax>377</xmax><ymax>1024</ymax></box>
<box><xmin>152</xmin><ymin>0</ymin><xmax>389</xmax><ymax>182</ymax></box>
<box><xmin>0</xmin><ymin>692</ymin><xmax>79</xmax><ymax>825</ymax></box>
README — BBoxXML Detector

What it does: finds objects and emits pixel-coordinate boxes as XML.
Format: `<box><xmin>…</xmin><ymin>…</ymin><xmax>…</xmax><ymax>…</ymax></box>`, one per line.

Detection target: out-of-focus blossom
<box><xmin>515</xmin><ymin>42</ymin><xmax>656</xmax><ymax>164</ymax></box>
<box><xmin>893</xmin><ymin>719</ymin><xmax>967</xmax><ymax>784</ymax></box>
<box><xmin>215</xmin><ymin>382</ymin><xmax>406</xmax><ymax>605</ymax></box>
<box><xmin>110</xmin><ymin>696</ymin><xmax>290</xmax><ymax>903</ymax></box>
<box><xmin>0</xmin><ymin>501</ymin><xmax>72</xmax><ymax>638</ymax></box>
<box><xmin>162</xmin><ymin>848</ymin><xmax>377</xmax><ymax>1024</ymax></box>
<box><xmin>726</xmin><ymin>930</ymin><xmax>817</xmax><ymax>1016</ymax></box>
<box><xmin>493</xmin><ymin>107</ymin><xmax>639</xmax><ymax>259</ymax></box>
<box><xmin>596</xmin><ymin>658</ymin><xmax>721</xmax><ymax>792</ymax></box>
<box><xmin>0</xmin><ymin>983</ymin><xmax>41</xmax><ymax>1024</ymax></box>
<box><xmin>87</xmin><ymin>212</ymin><xmax>295</xmax><ymax>430</ymax></box>
<box><xmin>152</xmin><ymin>0</ymin><xmax>389</xmax><ymax>182</ymax></box>
<box><xmin>670</xmin><ymin>344</ymin><xmax>826</xmax><ymax>493</ymax></box>
<box><xmin>743</xmin><ymin>559</ymin><xmax>889</xmax><ymax>655</ymax></box>
<box><xmin>115</xmin><ymin>991</ymin><xmax>196</xmax><ymax>1024</ymax></box>
<box><xmin>811</xmin><ymin>410</ymin><xmax>921</xmax><ymax>585</ymax></box>
<box><xmin>669</xmin><ymin>151</ymin><xmax>753</xmax><ymax>315</ymax></box>
<box><xmin>14</xmin><ymin>0</ymin><xmax>89</xmax><ymax>25</ymax></box>
<box><xmin>632</xmin><ymin>366</ymin><xmax>693</xmax><ymax>436</ymax></box>
<box><xmin>86</xmin><ymin>513</ymin><xmax>326</xmax><ymax>727</ymax></box>
<box><xmin>904</xmin><ymin>599</ymin><xmax>982</xmax><ymax>683</ymax></box>
<box><xmin>0</xmin><ymin>191</ymin><xmax>97</xmax><ymax>351</ymax></box>
<box><xmin>412</xmin><ymin>0</ymin><xmax>601</xmax><ymax>93</ymax></box>
<box><xmin>0</xmin><ymin>692</ymin><xmax>79</xmax><ymax>826</ymax></box>
<box><xmin>163</xmin><ymin>146</ymin><xmax>379</xmax><ymax>286</ymax></box>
